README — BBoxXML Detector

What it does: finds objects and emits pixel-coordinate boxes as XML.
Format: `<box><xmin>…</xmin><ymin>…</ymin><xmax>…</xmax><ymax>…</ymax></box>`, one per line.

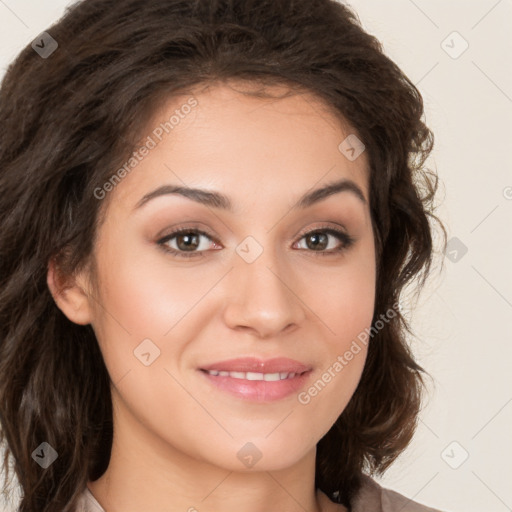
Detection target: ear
<box><xmin>47</xmin><ymin>257</ymin><xmax>94</xmax><ymax>326</ymax></box>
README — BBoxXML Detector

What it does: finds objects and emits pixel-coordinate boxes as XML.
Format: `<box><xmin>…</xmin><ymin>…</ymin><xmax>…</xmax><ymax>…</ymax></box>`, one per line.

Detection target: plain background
<box><xmin>1</xmin><ymin>1</ymin><xmax>511</xmax><ymax>511</ymax></box>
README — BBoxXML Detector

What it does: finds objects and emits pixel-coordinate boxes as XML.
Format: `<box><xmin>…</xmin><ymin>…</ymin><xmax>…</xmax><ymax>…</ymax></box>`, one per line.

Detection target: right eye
<box><xmin>157</xmin><ymin>227</ymin><xmax>220</xmax><ymax>259</ymax></box>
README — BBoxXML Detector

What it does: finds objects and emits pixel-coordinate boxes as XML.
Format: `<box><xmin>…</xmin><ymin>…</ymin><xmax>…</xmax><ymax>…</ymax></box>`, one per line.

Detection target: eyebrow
<box><xmin>133</xmin><ymin>177</ymin><xmax>367</xmax><ymax>212</ymax></box>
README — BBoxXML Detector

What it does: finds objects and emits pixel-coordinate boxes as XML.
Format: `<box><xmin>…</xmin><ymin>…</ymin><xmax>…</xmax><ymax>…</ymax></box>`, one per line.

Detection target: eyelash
<box><xmin>157</xmin><ymin>224</ymin><xmax>355</xmax><ymax>259</ymax></box>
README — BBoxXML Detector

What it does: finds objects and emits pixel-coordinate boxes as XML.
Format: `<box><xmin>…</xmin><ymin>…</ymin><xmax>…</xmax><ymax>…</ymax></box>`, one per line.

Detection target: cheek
<box><xmin>296</xmin><ymin>276</ymin><xmax>373</xmax><ymax>437</ymax></box>
<box><xmin>306</xmin><ymin>238</ymin><xmax>376</xmax><ymax>345</ymax></box>
<box><xmin>88</xmin><ymin>233</ymin><xmax>231</xmax><ymax>385</ymax></box>
<box><xmin>92</xmin><ymin>234</ymin><xmax>207</xmax><ymax>336</ymax></box>
<box><xmin>310</xmin><ymin>270</ymin><xmax>373</xmax><ymax>375</ymax></box>
<box><xmin>86</xmin><ymin>234</ymin><xmax>176</xmax><ymax>379</ymax></box>
<box><xmin>298</xmin><ymin>242</ymin><xmax>375</xmax><ymax>419</ymax></box>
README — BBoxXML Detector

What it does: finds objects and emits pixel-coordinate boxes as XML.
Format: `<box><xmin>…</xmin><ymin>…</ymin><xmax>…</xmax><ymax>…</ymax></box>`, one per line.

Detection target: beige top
<box><xmin>75</xmin><ymin>474</ymin><xmax>445</xmax><ymax>512</ymax></box>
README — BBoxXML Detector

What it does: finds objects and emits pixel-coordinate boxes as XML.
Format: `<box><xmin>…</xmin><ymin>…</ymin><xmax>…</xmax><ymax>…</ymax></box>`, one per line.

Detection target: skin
<box><xmin>48</xmin><ymin>80</ymin><xmax>376</xmax><ymax>512</ymax></box>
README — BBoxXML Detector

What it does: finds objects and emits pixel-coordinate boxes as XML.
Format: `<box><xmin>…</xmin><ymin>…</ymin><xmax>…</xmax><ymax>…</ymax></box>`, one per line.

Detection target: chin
<box><xmin>207</xmin><ymin>435</ymin><xmax>315</xmax><ymax>473</ymax></box>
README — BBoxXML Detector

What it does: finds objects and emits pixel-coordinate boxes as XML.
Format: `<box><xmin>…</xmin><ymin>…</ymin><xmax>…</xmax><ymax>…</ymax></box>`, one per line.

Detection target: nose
<box><xmin>221</xmin><ymin>242</ymin><xmax>306</xmax><ymax>339</ymax></box>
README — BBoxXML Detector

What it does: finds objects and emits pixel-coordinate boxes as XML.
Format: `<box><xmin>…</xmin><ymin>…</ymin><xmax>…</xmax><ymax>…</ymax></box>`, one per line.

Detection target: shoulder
<box><xmin>76</xmin><ymin>477</ymin><xmax>446</xmax><ymax>512</ymax></box>
<box><xmin>348</xmin><ymin>474</ymin><xmax>447</xmax><ymax>512</ymax></box>
<box><xmin>74</xmin><ymin>487</ymin><xmax>105</xmax><ymax>512</ymax></box>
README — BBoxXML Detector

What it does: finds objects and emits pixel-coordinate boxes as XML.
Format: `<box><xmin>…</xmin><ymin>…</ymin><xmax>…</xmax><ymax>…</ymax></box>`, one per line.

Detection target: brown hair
<box><xmin>0</xmin><ymin>0</ymin><xmax>444</xmax><ymax>510</ymax></box>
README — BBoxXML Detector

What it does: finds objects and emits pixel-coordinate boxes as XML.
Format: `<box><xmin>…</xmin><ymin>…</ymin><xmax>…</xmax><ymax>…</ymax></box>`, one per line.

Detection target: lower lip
<box><xmin>199</xmin><ymin>370</ymin><xmax>311</xmax><ymax>402</ymax></box>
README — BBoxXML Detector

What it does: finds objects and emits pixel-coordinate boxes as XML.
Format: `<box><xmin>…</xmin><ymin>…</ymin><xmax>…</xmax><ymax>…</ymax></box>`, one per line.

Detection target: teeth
<box><xmin>246</xmin><ymin>372</ymin><xmax>263</xmax><ymax>380</ymax></box>
<box><xmin>205</xmin><ymin>370</ymin><xmax>300</xmax><ymax>380</ymax></box>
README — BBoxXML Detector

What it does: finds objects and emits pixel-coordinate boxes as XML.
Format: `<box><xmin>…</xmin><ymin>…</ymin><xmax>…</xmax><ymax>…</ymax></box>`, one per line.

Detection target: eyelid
<box><xmin>157</xmin><ymin>225</ymin><xmax>219</xmax><ymax>252</ymax></box>
<box><xmin>292</xmin><ymin>221</ymin><xmax>350</xmax><ymax>242</ymax></box>
<box><xmin>157</xmin><ymin>225</ymin><xmax>219</xmax><ymax>244</ymax></box>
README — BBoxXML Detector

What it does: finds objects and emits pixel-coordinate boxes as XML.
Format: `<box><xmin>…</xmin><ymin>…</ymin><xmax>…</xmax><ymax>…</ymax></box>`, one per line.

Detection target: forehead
<box><xmin>104</xmin><ymin>81</ymin><xmax>370</xmax><ymax>216</ymax></box>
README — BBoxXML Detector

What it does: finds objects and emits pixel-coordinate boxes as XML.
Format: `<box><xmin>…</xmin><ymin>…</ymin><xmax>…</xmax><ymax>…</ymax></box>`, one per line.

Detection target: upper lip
<box><xmin>200</xmin><ymin>357</ymin><xmax>311</xmax><ymax>374</ymax></box>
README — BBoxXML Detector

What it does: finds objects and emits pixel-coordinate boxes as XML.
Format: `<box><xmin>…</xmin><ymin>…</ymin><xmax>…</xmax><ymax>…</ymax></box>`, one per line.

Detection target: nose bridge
<box><xmin>222</xmin><ymin>233</ymin><xmax>304</xmax><ymax>336</ymax></box>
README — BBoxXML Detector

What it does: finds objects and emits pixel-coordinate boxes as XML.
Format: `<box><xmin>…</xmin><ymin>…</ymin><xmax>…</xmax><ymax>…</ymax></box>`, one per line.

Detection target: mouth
<box><xmin>201</xmin><ymin>369</ymin><xmax>308</xmax><ymax>381</ymax></box>
<box><xmin>198</xmin><ymin>357</ymin><xmax>312</xmax><ymax>402</ymax></box>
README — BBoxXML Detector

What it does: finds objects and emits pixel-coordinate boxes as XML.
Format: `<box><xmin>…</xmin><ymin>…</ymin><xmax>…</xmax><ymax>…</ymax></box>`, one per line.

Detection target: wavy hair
<box><xmin>0</xmin><ymin>0</ymin><xmax>444</xmax><ymax>510</ymax></box>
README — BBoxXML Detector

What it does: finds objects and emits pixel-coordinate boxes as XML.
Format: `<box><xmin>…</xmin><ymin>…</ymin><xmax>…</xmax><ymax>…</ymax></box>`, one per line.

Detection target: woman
<box><xmin>0</xmin><ymin>0</ymin><xmax>446</xmax><ymax>511</ymax></box>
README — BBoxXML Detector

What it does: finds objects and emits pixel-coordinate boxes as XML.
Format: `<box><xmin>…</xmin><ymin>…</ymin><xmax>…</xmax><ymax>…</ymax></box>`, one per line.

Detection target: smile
<box><xmin>199</xmin><ymin>370</ymin><xmax>311</xmax><ymax>402</ymax></box>
<box><xmin>202</xmin><ymin>369</ymin><xmax>307</xmax><ymax>380</ymax></box>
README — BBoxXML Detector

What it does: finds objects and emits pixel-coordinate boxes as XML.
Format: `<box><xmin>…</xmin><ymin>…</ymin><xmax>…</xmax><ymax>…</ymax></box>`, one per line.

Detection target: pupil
<box><xmin>308</xmin><ymin>233</ymin><xmax>327</xmax><ymax>250</ymax></box>
<box><xmin>178</xmin><ymin>233</ymin><xmax>198</xmax><ymax>251</ymax></box>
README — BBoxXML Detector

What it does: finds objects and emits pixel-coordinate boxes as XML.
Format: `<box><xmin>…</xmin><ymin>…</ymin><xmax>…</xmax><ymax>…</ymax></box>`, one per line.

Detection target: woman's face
<box><xmin>70</xmin><ymin>82</ymin><xmax>376</xmax><ymax>472</ymax></box>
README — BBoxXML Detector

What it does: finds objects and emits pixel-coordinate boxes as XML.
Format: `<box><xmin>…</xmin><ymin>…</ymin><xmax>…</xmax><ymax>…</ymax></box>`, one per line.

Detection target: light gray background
<box><xmin>1</xmin><ymin>1</ymin><xmax>511</xmax><ymax>511</ymax></box>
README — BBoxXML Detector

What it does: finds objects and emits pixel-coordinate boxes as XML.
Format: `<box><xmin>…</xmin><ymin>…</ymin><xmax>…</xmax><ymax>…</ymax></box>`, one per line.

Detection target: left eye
<box><xmin>157</xmin><ymin>226</ymin><xmax>354</xmax><ymax>259</ymax></box>
<box><xmin>295</xmin><ymin>229</ymin><xmax>353</xmax><ymax>253</ymax></box>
